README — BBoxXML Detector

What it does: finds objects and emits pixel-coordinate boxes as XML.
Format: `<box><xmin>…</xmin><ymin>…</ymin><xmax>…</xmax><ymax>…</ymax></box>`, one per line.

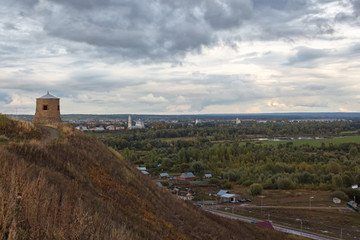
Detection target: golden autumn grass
<box><xmin>0</xmin><ymin>115</ymin><xmax>297</xmax><ymax>240</ymax></box>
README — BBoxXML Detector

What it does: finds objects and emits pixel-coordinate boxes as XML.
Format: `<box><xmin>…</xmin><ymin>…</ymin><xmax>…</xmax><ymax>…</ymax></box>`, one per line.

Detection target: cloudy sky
<box><xmin>1</xmin><ymin>0</ymin><xmax>360</xmax><ymax>114</ymax></box>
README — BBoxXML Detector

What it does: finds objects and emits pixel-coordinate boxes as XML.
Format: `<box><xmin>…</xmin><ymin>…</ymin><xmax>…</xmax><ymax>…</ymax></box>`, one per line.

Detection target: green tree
<box><xmin>277</xmin><ymin>178</ymin><xmax>293</xmax><ymax>189</ymax></box>
<box><xmin>326</xmin><ymin>161</ymin><xmax>341</xmax><ymax>174</ymax></box>
<box><xmin>332</xmin><ymin>174</ymin><xmax>343</xmax><ymax>188</ymax></box>
<box><xmin>349</xmin><ymin>146</ymin><xmax>358</xmax><ymax>158</ymax></box>
<box><xmin>249</xmin><ymin>183</ymin><xmax>263</xmax><ymax>196</ymax></box>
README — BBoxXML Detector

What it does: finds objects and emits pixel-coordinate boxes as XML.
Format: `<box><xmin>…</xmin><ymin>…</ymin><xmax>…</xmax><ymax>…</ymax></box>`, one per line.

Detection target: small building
<box><xmin>88</xmin><ymin>126</ymin><xmax>105</xmax><ymax>131</ymax></box>
<box><xmin>348</xmin><ymin>201</ymin><xmax>358</xmax><ymax>208</ymax></box>
<box><xmin>216</xmin><ymin>190</ymin><xmax>229</xmax><ymax>196</ymax></box>
<box><xmin>75</xmin><ymin>125</ymin><xmax>88</xmax><ymax>131</ymax></box>
<box><xmin>159</xmin><ymin>173</ymin><xmax>170</xmax><ymax>179</ymax></box>
<box><xmin>141</xmin><ymin>170</ymin><xmax>150</xmax><ymax>176</ymax></box>
<box><xmin>136</xmin><ymin>166</ymin><xmax>147</xmax><ymax>171</ymax></box>
<box><xmin>178</xmin><ymin>193</ymin><xmax>194</xmax><ymax>201</ymax></box>
<box><xmin>178</xmin><ymin>172</ymin><xmax>195</xmax><ymax>181</ymax></box>
<box><xmin>333</xmin><ymin>197</ymin><xmax>341</xmax><ymax>204</ymax></box>
<box><xmin>155</xmin><ymin>182</ymin><xmax>163</xmax><ymax>187</ymax></box>
<box><xmin>352</xmin><ymin>184</ymin><xmax>358</xmax><ymax>189</ymax></box>
<box><xmin>106</xmin><ymin>125</ymin><xmax>115</xmax><ymax>131</ymax></box>
<box><xmin>204</xmin><ymin>174</ymin><xmax>212</xmax><ymax>178</ymax></box>
<box><xmin>220</xmin><ymin>193</ymin><xmax>237</xmax><ymax>203</ymax></box>
<box><xmin>254</xmin><ymin>221</ymin><xmax>274</xmax><ymax>230</ymax></box>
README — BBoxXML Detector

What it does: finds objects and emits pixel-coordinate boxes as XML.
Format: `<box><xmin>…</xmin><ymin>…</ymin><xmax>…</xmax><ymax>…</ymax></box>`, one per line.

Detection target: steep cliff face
<box><xmin>0</xmin><ymin>116</ymin><xmax>291</xmax><ymax>240</ymax></box>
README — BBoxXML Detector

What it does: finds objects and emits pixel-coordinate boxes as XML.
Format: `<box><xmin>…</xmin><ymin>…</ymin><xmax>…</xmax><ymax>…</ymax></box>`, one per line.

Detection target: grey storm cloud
<box><xmin>352</xmin><ymin>0</ymin><xmax>360</xmax><ymax>16</ymax></box>
<box><xmin>3</xmin><ymin>0</ymin><xmax>343</xmax><ymax>62</ymax></box>
<box><xmin>286</xmin><ymin>47</ymin><xmax>329</xmax><ymax>65</ymax></box>
<box><xmin>1</xmin><ymin>0</ymin><xmax>360</xmax><ymax>114</ymax></box>
<box><xmin>302</xmin><ymin>84</ymin><xmax>326</xmax><ymax>91</ymax></box>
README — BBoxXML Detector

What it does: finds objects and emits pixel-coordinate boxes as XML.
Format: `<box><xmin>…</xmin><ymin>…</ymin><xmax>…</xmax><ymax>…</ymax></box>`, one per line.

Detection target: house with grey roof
<box><xmin>178</xmin><ymin>172</ymin><xmax>195</xmax><ymax>181</ymax></box>
<box><xmin>219</xmin><ymin>193</ymin><xmax>237</xmax><ymax>203</ymax></box>
<box><xmin>216</xmin><ymin>190</ymin><xmax>229</xmax><ymax>196</ymax></box>
<box><xmin>159</xmin><ymin>173</ymin><xmax>170</xmax><ymax>179</ymax></box>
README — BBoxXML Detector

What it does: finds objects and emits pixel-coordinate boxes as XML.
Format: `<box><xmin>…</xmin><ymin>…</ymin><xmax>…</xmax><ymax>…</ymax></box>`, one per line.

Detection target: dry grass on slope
<box><xmin>0</xmin><ymin>120</ymin><xmax>296</xmax><ymax>240</ymax></box>
<box><xmin>0</xmin><ymin>115</ymin><xmax>41</xmax><ymax>141</ymax></box>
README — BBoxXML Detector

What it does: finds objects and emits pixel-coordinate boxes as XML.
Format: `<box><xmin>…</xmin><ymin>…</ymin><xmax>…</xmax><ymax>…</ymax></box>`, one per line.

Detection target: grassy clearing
<box><xmin>220</xmin><ymin>189</ymin><xmax>360</xmax><ymax>239</ymax></box>
<box><xmin>157</xmin><ymin>137</ymin><xmax>197</xmax><ymax>142</ymax></box>
<box><xmin>228</xmin><ymin>207</ymin><xmax>360</xmax><ymax>239</ymax></box>
<box><xmin>245</xmin><ymin>135</ymin><xmax>360</xmax><ymax>147</ymax></box>
<box><xmin>340</xmin><ymin>130</ymin><xmax>360</xmax><ymax>135</ymax></box>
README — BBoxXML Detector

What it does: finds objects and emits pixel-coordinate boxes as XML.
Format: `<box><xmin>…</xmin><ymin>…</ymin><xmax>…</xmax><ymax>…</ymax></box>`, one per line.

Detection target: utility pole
<box><xmin>340</xmin><ymin>228</ymin><xmax>343</xmax><ymax>240</ymax></box>
<box><xmin>309</xmin><ymin>196</ymin><xmax>314</xmax><ymax>210</ymax></box>
<box><xmin>296</xmin><ymin>219</ymin><xmax>303</xmax><ymax>235</ymax></box>
<box><xmin>259</xmin><ymin>195</ymin><xmax>265</xmax><ymax>216</ymax></box>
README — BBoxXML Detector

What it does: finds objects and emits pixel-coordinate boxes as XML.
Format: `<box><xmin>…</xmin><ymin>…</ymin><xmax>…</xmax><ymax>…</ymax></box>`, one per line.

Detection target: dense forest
<box><xmin>88</xmin><ymin>120</ymin><xmax>360</xmax><ymax>200</ymax></box>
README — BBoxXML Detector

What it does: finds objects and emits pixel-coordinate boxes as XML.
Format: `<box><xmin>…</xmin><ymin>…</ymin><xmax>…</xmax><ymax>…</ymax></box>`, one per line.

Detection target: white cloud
<box><xmin>139</xmin><ymin>94</ymin><xmax>168</xmax><ymax>104</ymax></box>
<box><xmin>0</xmin><ymin>0</ymin><xmax>360</xmax><ymax>114</ymax></box>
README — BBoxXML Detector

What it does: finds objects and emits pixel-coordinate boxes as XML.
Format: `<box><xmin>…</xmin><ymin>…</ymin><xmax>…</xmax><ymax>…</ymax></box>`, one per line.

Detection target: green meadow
<box><xmin>249</xmin><ymin>135</ymin><xmax>360</xmax><ymax>147</ymax></box>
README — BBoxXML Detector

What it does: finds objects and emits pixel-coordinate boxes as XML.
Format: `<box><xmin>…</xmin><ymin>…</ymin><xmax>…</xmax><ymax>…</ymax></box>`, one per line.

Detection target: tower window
<box><xmin>43</xmin><ymin>105</ymin><xmax>48</xmax><ymax>110</ymax></box>
<box><xmin>58</xmin><ymin>105</ymin><xmax>60</xmax><ymax>111</ymax></box>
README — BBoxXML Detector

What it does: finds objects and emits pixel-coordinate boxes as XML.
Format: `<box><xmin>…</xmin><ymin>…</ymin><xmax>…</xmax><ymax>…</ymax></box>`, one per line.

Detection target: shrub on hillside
<box><xmin>221</xmin><ymin>180</ymin><xmax>232</xmax><ymax>189</ymax></box>
<box><xmin>277</xmin><ymin>178</ymin><xmax>293</xmax><ymax>189</ymax></box>
<box><xmin>332</xmin><ymin>174</ymin><xmax>343</xmax><ymax>188</ymax></box>
<box><xmin>331</xmin><ymin>190</ymin><xmax>348</xmax><ymax>201</ymax></box>
<box><xmin>209</xmin><ymin>178</ymin><xmax>220</xmax><ymax>185</ymax></box>
<box><xmin>249</xmin><ymin>183</ymin><xmax>263</xmax><ymax>196</ymax></box>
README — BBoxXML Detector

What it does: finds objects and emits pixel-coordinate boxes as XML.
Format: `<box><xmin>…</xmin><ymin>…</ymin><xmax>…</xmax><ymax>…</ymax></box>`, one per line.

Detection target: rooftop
<box><xmin>37</xmin><ymin>91</ymin><xmax>59</xmax><ymax>99</ymax></box>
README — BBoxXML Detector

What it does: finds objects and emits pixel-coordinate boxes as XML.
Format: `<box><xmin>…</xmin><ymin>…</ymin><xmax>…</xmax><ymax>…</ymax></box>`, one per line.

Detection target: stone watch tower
<box><xmin>33</xmin><ymin>91</ymin><xmax>62</xmax><ymax>124</ymax></box>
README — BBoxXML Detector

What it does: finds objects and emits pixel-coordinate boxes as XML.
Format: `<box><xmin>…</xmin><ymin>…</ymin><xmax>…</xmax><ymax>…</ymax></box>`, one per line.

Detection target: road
<box><xmin>39</xmin><ymin>126</ymin><xmax>59</xmax><ymax>144</ymax></box>
<box><xmin>206</xmin><ymin>209</ymin><xmax>338</xmax><ymax>240</ymax></box>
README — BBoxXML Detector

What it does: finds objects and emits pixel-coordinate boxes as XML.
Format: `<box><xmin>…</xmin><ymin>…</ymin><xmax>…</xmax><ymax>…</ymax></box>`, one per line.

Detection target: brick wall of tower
<box><xmin>32</xmin><ymin>98</ymin><xmax>61</xmax><ymax>124</ymax></box>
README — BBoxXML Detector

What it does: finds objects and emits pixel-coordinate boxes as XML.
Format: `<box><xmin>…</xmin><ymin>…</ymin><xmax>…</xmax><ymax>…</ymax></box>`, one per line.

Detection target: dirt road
<box><xmin>206</xmin><ymin>209</ymin><xmax>337</xmax><ymax>240</ymax></box>
<box><xmin>39</xmin><ymin>126</ymin><xmax>59</xmax><ymax>144</ymax></box>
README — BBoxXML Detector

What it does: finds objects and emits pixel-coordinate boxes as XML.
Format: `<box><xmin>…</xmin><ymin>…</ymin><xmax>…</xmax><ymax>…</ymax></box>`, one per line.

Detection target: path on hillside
<box><xmin>204</xmin><ymin>205</ymin><xmax>348</xmax><ymax>211</ymax></box>
<box><xmin>206</xmin><ymin>209</ymin><xmax>337</xmax><ymax>240</ymax></box>
<box><xmin>39</xmin><ymin>126</ymin><xmax>59</xmax><ymax>144</ymax></box>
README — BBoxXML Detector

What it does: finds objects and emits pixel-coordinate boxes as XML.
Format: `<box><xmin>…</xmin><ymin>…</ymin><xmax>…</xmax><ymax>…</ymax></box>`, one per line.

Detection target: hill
<box><xmin>0</xmin><ymin>115</ymin><xmax>294</xmax><ymax>239</ymax></box>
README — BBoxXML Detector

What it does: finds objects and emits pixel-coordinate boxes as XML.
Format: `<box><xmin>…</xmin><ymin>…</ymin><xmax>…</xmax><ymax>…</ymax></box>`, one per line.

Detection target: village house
<box><xmin>204</xmin><ymin>173</ymin><xmax>212</xmax><ymax>179</ymax></box>
<box><xmin>216</xmin><ymin>190</ymin><xmax>229</xmax><ymax>196</ymax></box>
<box><xmin>106</xmin><ymin>125</ymin><xmax>116</xmax><ymax>131</ymax></box>
<box><xmin>136</xmin><ymin>166</ymin><xmax>147</xmax><ymax>171</ymax></box>
<box><xmin>219</xmin><ymin>193</ymin><xmax>237</xmax><ymax>203</ymax></box>
<box><xmin>177</xmin><ymin>172</ymin><xmax>195</xmax><ymax>181</ymax></box>
<box><xmin>75</xmin><ymin>125</ymin><xmax>88</xmax><ymax>131</ymax></box>
<box><xmin>159</xmin><ymin>173</ymin><xmax>170</xmax><ymax>179</ymax></box>
<box><xmin>178</xmin><ymin>193</ymin><xmax>194</xmax><ymax>201</ymax></box>
<box><xmin>155</xmin><ymin>182</ymin><xmax>163</xmax><ymax>187</ymax></box>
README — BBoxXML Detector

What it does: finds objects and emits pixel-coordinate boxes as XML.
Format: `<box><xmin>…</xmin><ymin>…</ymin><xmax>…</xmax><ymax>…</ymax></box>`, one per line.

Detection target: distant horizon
<box><xmin>9</xmin><ymin>111</ymin><xmax>360</xmax><ymax>118</ymax></box>
<box><xmin>8</xmin><ymin>112</ymin><xmax>360</xmax><ymax>115</ymax></box>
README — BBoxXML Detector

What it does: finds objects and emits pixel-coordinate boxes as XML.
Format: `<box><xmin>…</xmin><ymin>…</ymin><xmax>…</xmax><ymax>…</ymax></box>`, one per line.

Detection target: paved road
<box><xmin>39</xmin><ymin>126</ymin><xmax>59</xmax><ymax>144</ymax></box>
<box><xmin>235</xmin><ymin>205</ymin><xmax>347</xmax><ymax>210</ymax></box>
<box><xmin>206</xmin><ymin>209</ymin><xmax>338</xmax><ymax>240</ymax></box>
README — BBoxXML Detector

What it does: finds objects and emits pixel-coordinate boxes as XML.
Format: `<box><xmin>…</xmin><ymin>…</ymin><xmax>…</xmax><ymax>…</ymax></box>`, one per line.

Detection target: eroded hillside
<box><xmin>0</xmin><ymin>115</ymin><xmax>295</xmax><ymax>240</ymax></box>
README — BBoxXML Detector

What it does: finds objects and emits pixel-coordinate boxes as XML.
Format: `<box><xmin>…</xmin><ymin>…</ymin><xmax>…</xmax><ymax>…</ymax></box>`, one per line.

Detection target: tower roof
<box><xmin>37</xmin><ymin>91</ymin><xmax>59</xmax><ymax>99</ymax></box>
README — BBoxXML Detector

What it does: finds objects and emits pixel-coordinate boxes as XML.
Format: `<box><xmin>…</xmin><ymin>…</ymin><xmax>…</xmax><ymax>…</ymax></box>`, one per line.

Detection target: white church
<box><xmin>128</xmin><ymin>115</ymin><xmax>145</xmax><ymax>129</ymax></box>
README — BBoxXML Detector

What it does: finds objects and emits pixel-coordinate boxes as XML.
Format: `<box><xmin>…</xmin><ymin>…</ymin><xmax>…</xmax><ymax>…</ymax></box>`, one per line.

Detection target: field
<box><xmin>219</xmin><ymin>189</ymin><xmax>360</xmax><ymax>240</ymax></box>
<box><xmin>247</xmin><ymin>135</ymin><xmax>360</xmax><ymax>147</ymax></box>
